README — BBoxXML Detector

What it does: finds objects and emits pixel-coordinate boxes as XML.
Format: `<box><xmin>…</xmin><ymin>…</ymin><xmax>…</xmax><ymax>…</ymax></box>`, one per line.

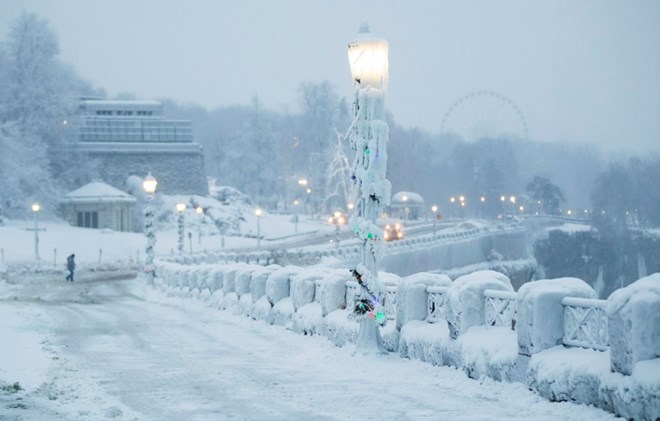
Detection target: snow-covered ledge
<box><xmin>396</xmin><ymin>272</ymin><xmax>451</xmax><ymax>330</ymax></box>
<box><xmin>517</xmin><ymin>278</ymin><xmax>596</xmax><ymax>356</ymax></box>
<box><xmin>444</xmin><ymin>270</ymin><xmax>513</xmax><ymax>339</ymax></box>
<box><xmin>606</xmin><ymin>273</ymin><xmax>660</xmax><ymax>375</ymax></box>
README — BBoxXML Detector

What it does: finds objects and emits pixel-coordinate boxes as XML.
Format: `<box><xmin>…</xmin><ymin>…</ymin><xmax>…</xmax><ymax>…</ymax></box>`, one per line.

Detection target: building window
<box><xmin>77</xmin><ymin>211</ymin><xmax>99</xmax><ymax>228</ymax></box>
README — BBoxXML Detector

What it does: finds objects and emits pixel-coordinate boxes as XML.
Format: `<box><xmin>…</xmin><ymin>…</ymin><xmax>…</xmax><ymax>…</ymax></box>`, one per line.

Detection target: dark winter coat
<box><xmin>66</xmin><ymin>255</ymin><xmax>76</xmax><ymax>271</ymax></box>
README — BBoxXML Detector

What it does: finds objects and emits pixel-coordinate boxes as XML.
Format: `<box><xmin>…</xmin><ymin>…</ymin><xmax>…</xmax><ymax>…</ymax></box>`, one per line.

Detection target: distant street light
<box><xmin>196</xmin><ymin>206</ymin><xmax>203</xmax><ymax>246</ymax></box>
<box><xmin>255</xmin><ymin>208</ymin><xmax>263</xmax><ymax>249</ymax></box>
<box><xmin>329</xmin><ymin>210</ymin><xmax>346</xmax><ymax>247</ymax></box>
<box><xmin>402</xmin><ymin>195</ymin><xmax>409</xmax><ymax>224</ymax></box>
<box><xmin>32</xmin><ymin>203</ymin><xmax>41</xmax><ymax>261</ymax></box>
<box><xmin>176</xmin><ymin>202</ymin><xmax>186</xmax><ymax>255</ymax></box>
<box><xmin>142</xmin><ymin>172</ymin><xmax>158</xmax><ymax>283</ymax></box>
<box><xmin>431</xmin><ymin>205</ymin><xmax>438</xmax><ymax>234</ymax></box>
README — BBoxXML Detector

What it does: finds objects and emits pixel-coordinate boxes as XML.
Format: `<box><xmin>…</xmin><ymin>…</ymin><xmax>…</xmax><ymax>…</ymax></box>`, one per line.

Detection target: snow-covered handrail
<box><xmin>426</xmin><ymin>285</ymin><xmax>448</xmax><ymax>323</ymax></box>
<box><xmin>561</xmin><ymin>296</ymin><xmax>609</xmax><ymax>351</ymax></box>
<box><xmin>384</xmin><ymin>284</ymin><xmax>397</xmax><ymax>320</ymax></box>
<box><xmin>484</xmin><ymin>289</ymin><xmax>517</xmax><ymax>329</ymax></box>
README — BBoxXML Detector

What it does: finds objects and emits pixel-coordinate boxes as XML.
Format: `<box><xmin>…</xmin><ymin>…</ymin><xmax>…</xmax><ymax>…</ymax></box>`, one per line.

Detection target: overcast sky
<box><xmin>1</xmin><ymin>0</ymin><xmax>659</xmax><ymax>152</ymax></box>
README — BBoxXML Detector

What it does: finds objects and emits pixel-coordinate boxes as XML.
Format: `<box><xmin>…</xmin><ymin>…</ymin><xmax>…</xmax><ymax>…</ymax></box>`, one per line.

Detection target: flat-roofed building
<box><xmin>73</xmin><ymin>99</ymin><xmax>208</xmax><ymax>195</ymax></box>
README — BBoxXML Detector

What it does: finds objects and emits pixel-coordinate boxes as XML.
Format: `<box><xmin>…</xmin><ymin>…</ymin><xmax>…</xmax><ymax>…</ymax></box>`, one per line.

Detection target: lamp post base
<box><xmin>354</xmin><ymin>317</ymin><xmax>387</xmax><ymax>355</ymax></box>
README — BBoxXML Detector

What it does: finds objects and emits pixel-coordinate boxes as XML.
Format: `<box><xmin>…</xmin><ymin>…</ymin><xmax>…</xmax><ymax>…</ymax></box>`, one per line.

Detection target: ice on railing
<box><xmin>561</xmin><ymin>296</ymin><xmax>609</xmax><ymax>351</ymax></box>
<box><xmin>484</xmin><ymin>289</ymin><xmax>518</xmax><ymax>330</ymax></box>
<box><xmin>426</xmin><ymin>286</ymin><xmax>448</xmax><ymax>324</ymax></box>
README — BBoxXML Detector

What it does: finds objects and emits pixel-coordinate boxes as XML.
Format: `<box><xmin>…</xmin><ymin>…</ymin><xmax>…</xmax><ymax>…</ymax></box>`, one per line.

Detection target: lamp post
<box><xmin>196</xmin><ymin>206</ymin><xmax>203</xmax><ymax>246</ymax></box>
<box><xmin>509</xmin><ymin>196</ymin><xmax>516</xmax><ymax>217</ymax></box>
<box><xmin>255</xmin><ymin>208</ymin><xmax>263</xmax><ymax>249</ymax></box>
<box><xmin>500</xmin><ymin>195</ymin><xmax>506</xmax><ymax>218</ymax></box>
<box><xmin>402</xmin><ymin>194</ymin><xmax>409</xmax><ymax>224</ymax></box>
<box><xmin>298</xmin><ymin>178</ymin><xmax>309</xmax><ymax>214</ymax></box>
<box><xmin>347</xmin><ymin>23</ymin><xmax>390</xmax><ymax>354</ymax></box>
<box><xmin>176</xmin><ymin>202</ymin><xmax>186</xmax><ymax>255</ymax></box>
<box><xmin>142</xmin><ymin>173</ymin><xmax>158</xmax><ymax>283</ymax></box>
<box><xmin>32</xmin><ymin>203</ymin><xmax>41</xmax><ymax>261</ymax></box>
<box><xmin>292</xmin><ymin>199</ymin><xmax>300</xmax><ymax>233</ymax></box>
<box><xmin>431</xmin><ymin>205</ymin><xmax>438</xmax><ymax>235</ymax></box>
<box><xmin>479</xmin><ymin>196</ymin><xmax>485</xmax><ymax>219</ymax></box>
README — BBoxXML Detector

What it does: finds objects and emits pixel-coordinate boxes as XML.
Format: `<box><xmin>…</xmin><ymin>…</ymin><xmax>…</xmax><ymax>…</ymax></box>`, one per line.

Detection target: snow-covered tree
<box><xmin>324</xmin><ymin>129</ymin><xmax>353</xmax><ymax>212</ymax></box>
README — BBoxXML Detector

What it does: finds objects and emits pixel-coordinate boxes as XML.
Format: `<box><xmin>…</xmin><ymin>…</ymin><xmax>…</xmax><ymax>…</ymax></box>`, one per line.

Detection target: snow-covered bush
<box><xmin>396</xmin><ymin>272</ymin><xmax>451</xmax><ymax>331</ymax></box>
<box><xmin>444</xmin><ymin>270</ymin><xmax>512</xmax><ymax>339</ymax></box>
<box><xmin>517</xmin><ymin>277</ymin><xmax>596</xmax><ymax>356</ymax></box>
<box><xmin>606</xmin><ymin>273</ymin><xmax>660</xmax><ymax>375</ymax></box>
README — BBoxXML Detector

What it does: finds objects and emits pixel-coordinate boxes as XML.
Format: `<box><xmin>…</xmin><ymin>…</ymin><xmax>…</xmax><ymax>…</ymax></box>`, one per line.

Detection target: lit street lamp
<box><xmin>142</xmin><ymin>173</ymin><xmax>158</xmax><ymax>283</ymax></box>
<box><xmin>431</xmin><ymin>205</ymin><xmax>438</xmax><ymax>234</ymax></box>
<box><xmin>402</xmin><ymin>194</ymin><xmax>409</xmax><ymax>224</ymax></box>
<box><xmin>292</xmin><ymin>199</ymin><xmax>300</xmax><ymax>233</ymax></box>
<box><xmin>347</xmin><ymin>23</ymin><xmax>390</xmax><ymax>353</ymax></box>
<box><xmin>176</xmin><ymin>202</ymin><xmax>186</xmax><ymax>255</ymax></box>
<box><xmin>32</xmin><ymin>203</ymin><xmax>41</xmax><ymax>260</ymax></box>
<box><xmin>255</xmin><ymin>208</ymin><xmax>263</xmax><ymax>249</ymax></box>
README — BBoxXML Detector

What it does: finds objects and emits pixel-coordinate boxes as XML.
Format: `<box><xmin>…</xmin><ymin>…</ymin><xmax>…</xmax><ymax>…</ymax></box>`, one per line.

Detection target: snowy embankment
<box><xmin>152</xmin><ymin>260</ymin><xmax>660</xmax><ymax>420</ymax></box>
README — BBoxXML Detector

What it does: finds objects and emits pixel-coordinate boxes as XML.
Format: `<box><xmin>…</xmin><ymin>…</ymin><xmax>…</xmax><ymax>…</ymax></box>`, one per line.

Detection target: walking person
<box><xmin>65</xmin><ymin>253</ymin><xmax>76</xmax><ymax>282</ymax></box>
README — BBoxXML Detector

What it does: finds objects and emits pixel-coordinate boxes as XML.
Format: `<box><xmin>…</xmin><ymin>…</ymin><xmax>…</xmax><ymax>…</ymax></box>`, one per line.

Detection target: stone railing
<box><xmin>151</xmin><ymin>258</ymin><xmax>659</xmax><ymax>421</ymax></box>
<box><xmin>561</xmin><ymin>296</ymin><xmax>609</xmax><ymax>351</ymax></box>
<box><xmin>426</xmin><ymin>285</ymin><xmax>448</xmax><ymax>323</ymax></box>
<box><xmin>484</xmin><ymin>289</ymin><xmax>517</xmax><ymax>330</ymax></box>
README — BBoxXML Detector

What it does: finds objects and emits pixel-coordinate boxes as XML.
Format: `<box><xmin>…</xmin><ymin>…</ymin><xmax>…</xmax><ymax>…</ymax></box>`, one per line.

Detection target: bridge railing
<box><xmin>561</xmin><ymin>296</ymin><xmax>609</xmax><ymax>351</ymax></box>
<box><xmin>484</xmin><ymin>289</ymin><xmax>517</xmax><ymax>330</ymax></box>
<box><xmin>426</xmin><ymin>286</ymin><xmax>448</xmax><ymax>323</ymax></box>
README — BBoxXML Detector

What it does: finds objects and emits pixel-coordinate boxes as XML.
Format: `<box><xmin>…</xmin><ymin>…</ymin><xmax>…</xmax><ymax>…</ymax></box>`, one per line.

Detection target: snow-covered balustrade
<box><xmin>561</xmin><ymin>296</ymin><xmax>608</xmax><ymax>351</ymax></box>
<box><xmin>606</xmin><ymin>274</ymin><xmax>660</xmax><ymax>375</ymax></box>
<box><xmin>426</xmin><ymin>286</ymin><xmax>448</xmax><ymax>323</ymax></box>
<box><xmin>345</xmin><ymin>280</ymin><xmax>360</xmax><ymax>312</ymax></box>
<box><xmin>484</xmin><ymin>289</ymin><xmax>517</xmax><ymax>330</ymax></box>
<box><xmin>517</xmin><ymin>278</ymin><xmax>597</xmax><ymax>356</ymax></box>
<box><xmin>384</xmin><ymin>285</ymin><xmax>397</xmax><ymax>320</ymax></box>
<box><xmin>445</xmin><ymin>270</ymin><xmax>514</xmax><ymax>338</ymax></box>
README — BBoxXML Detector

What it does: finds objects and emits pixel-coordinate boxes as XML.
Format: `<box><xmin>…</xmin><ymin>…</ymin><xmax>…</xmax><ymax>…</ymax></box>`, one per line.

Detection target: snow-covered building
<box><xmin>60</xmin><ymin>181</ymin><xmax>137</xmax><ymax>232</ymax></box>
<box><xmin>389</xmin><ymin>191</ymin><xmax>425</xmax><ymax>220</ymax></box>
<box><xmin>72</xmin><ymin>99</ymin><xmax>208</xmax><ymax>195</ymax></box>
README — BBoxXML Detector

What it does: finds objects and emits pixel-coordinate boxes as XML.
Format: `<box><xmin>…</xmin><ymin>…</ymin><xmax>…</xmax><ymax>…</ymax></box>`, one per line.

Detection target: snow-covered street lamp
<box><xmin>255</xmin><ymin>208</ymin><xmax>263</xmax><ymax>249</ymax></box>
<box><xmin>402</xmin><ymin>194</ymin><xmax>409</xmax><ymax>224</ymax></box>
<box><xmin>176</xmin><ymin>202</ymin><xmax>186</xmax><ymax>255</ymax></box>
<box><xmin>347</xmin><ymin>23</ymin><xmax>390</xmax><ymax>354</ymax></box>
<box><xmin>31</xmin><ymin>203</ymin><xmax>41</xmax><ymax>261</ymax></box>
<box><xmin>142</xmin><ymin>173</ymin><xmax>158</xmax><ymax>283</ymax></box>
<box><xmin>328</xmin><ymin>210</ymin><xmax>346</xmax><ymax>247</ymax></box>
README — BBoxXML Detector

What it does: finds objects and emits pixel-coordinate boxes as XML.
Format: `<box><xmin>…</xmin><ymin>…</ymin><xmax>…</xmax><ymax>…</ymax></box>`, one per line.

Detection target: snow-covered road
<box><xmin>0</xmin><ymin>276</ymin><xmax>618</xmax><ymax>420</ymax></box>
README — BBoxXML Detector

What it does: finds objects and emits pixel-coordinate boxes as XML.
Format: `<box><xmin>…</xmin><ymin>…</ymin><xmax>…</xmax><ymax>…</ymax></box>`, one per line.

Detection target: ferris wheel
<box><xmin>440</xmin><ymin>90</ymin><xmax>529</xmax><ymax>142</ymax></box>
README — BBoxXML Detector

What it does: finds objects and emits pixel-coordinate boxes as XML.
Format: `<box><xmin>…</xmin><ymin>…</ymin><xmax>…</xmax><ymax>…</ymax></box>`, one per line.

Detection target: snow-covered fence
<box><xmin>426</xmin><ymin>286</ymin><xmax>448</xmax><ymax>323</ymax></box>
<box><xmin>561</xmin><ymin>296</ymin><xmax>609</xmax><ymax>351</ymax></box>
<box><xmin>149</xmin><ymin>260</ymin><xmax>660</xmax><ymax>420</ymax></box>
<box><xmin>384</xmin><ymin>285</ymin><xmax>397</xmax><ymax>320</ymax></box>
<box><xmin>484</xmin><ymin>289</ymin><xmax>517</xmax><ymax>330</ymax></box>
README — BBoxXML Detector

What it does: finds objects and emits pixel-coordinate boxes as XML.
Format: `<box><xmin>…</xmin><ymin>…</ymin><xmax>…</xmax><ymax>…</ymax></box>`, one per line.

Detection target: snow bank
<box><xmin>606</xmin><ymin>273</ymin><xmax>660</xmax><ymax>375</ymax></box>
<box><xmin>396</xmin><ymin>272</ymin><xmax>451</xmax><ymax>330</ymax></box>
<box><xmin>445</xmin><ymin>270</ymin><xmax>512</xmax><ymax>338</ymax></box>
<box><xmin>517</xmin><ymin>278</ymin><xmax>596</xmax><ymax>356</ymax></box>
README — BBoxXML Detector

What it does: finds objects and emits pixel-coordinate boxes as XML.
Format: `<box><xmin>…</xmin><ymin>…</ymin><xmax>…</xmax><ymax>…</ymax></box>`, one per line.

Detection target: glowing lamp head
<box><xmin>196</xmin><ymin>206</ymin><xmax>203</xmax><ymax>215</ymax></box>
<box><xmin>306</xmin><ymin>188</ymin><xmax>312</xmax><ymax>194</ymax></box>
<box><xmin>519</xmin><ymin>205</ymin><xmax>525</xmax><ymax>212</ymax></box>
<box><xmin>500</xmin><ymin>195</ymin><xmax>505</xmax><ymax>202</ymax></box>
<box><xmin>32</xmin><ymin>203</ymin><xmax>40</xmax><ymax>212</ymax></box>
<box><xmin>510</xmin><ymin>196</ymin><xmax>516</xmax><ymax>203</ymax></box>
<box><xmin>176</xmin><ymin>202</ymin><xmax>187</xmax><ymax>213</ymax></box>
<box><xmin>480</xmin><ymin>196</ymin><xmax>486</xmax><ymax>202</ymax></box>
<box><xmin>431</xmin><ymin>205</ymin><xmax>438</xmax><ymax>213</ymax></box>
<box><xmin>255</xmin><ymin>208</ymin><xmax>263</xmax><ymax>217</ymax></box>
<box><xmin>459</xmin><ymin>196</ymin><xmax>465</xmax><ymax>202</ymax></box>
<box><xmin>347</xmin><ymin>203</ymin><xmax>354</xmax><ymax>210</ymax></box>
<box><xmin>142</xmin><ymin>172</ymin><xmax>158</xmax><ymax>194</ymax></box>
<box><xmin>334</xmin><ymin>211</ymin><xmax>342</xmax><ymax>219</ymax></box>
<box><xmin>402</xmin><ymin>195</ymin><xmax>408</xmax><ymax>202</ymax></box>
<box><xmin>450</xmin><ymin>197</ymin><xmax>456</xmax><ymax>203</ymax></box>
<box><xmin>348</xmin><ymin>23</ymin><xmax>389</xmax><ymax>89</ymax></box>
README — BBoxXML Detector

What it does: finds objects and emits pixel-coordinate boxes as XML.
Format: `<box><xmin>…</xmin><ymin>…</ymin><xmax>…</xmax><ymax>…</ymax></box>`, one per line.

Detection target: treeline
<box><xmin>0</xmin><ymin>12</ymin><xmax>658</xmax><ymax>230</ymax></box>
<box><xmin>0</xmin><ymin>13</ymin><xmax>101</xmax><ymax>218</ymax></box>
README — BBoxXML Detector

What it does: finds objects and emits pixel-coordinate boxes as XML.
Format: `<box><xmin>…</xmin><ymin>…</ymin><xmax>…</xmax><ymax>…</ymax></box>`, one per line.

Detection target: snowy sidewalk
<box><xmin>1</xmin><ymin>277</ymin><xmax>617</xmax><ymax>420</ymax></box>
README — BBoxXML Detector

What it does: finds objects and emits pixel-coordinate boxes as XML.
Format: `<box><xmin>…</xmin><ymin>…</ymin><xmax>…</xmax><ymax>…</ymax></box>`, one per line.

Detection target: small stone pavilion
<box><xmin>60</xmin><ymin>181</ymin><xmax>137</xmax><ymax>232</ymax></box>
<box><xmin>390</xmin><ymin>191</ymin><xmax>425</xmax><ymax>220</ymax></box>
